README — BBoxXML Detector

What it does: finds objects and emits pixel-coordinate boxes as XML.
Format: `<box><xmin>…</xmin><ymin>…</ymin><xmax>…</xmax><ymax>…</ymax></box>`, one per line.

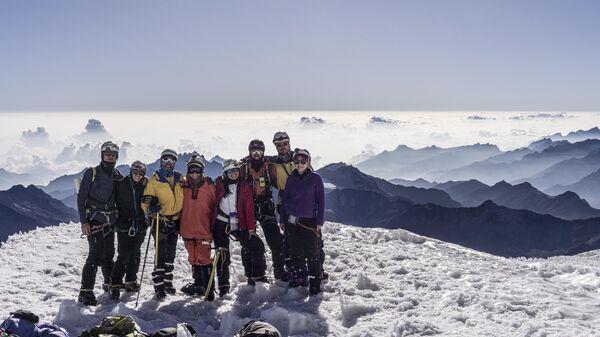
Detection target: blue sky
<box><xmin>1</xmin><ymin>1</ymin><xmax>599</xmax><ymax>111</ymax></box>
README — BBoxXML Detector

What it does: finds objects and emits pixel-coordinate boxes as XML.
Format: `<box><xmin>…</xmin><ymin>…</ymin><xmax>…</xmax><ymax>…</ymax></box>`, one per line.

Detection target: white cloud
<box><xmin>478</xmin><ymin>131</ymin><xmax>498</xmax><ymax>138</ymax></box>
<box><xmin>467</xmin><ymin>115</ymin><xmax>496</xmax><ymax>121</ymax></box>
<box><xmin>509</xmin><ymin>112</ymin><xmax>569</xmax><ymax>120</ymax></box>
<box><xmin>511</xmin><ymin>129</ymin><xmax>537</xmax><ymax>137</ymax></box>
<box><xmin>74</xmin><ymin>119</ymin><xmax>112</xmax><ymax>142</ymax></box>
<box><xmin>300</xmin><ymin>116</ymin><xmax>326</xmax><ymax>125</ymax></box>
<box><xmin>21</xmin><ymin>127</ymin><xmax>50</xmax><ymax>146</ymax></box>
<box><xmin>429</xmin><ymin>132</ymin><xmax>451</xmax><ymax>142</ymax></box>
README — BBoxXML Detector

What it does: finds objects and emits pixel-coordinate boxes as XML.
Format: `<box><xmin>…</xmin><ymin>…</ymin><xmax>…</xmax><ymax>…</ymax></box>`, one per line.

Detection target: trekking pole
<box><xmin>204</xmin><ymin>249</ymin><xmax>221</xmax><ymax>299</ymax></box>
<box><xmin>135</xmin><ymin>226</ymin><xmax>154</xmax><ymax>308</ymax></box>
<box><xmin>155</xmin><ymin>213</ymin><xmax>160</xmax><ymax>266</ymax></box>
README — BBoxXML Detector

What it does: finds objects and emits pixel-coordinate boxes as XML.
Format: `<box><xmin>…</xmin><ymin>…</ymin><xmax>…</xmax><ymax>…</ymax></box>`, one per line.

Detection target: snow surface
<box><xmin>2</xmin><ymin>222</ymin><xmax>600</xmax><ymax>336</ymax></box>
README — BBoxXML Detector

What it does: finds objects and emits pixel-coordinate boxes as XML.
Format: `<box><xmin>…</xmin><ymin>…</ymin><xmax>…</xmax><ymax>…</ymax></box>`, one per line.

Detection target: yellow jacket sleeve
<box><xmin>141</xmin><ymin>175</ymin><xmax>158</xmax><ymax>213</ymax></box>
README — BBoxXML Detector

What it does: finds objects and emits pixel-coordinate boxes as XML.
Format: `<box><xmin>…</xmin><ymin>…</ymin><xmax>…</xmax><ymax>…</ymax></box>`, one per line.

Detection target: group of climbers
<box><xmin>76</xmin><ymin>131</ymin><xmax>326</xmax><ymax>306</ymax></box>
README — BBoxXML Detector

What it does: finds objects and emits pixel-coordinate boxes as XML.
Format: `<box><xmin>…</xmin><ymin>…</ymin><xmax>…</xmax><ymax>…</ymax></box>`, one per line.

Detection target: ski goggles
<box><xmin>293</xmin><ymin>158</ymin><xmax>308</xmax><ymax>165</ymax></box>
<box><xmin>188</xmin><ymin>167</ymin><xmax>203</xmax><ymax>174</ymax></box>
<box><xmin>274</xmin><ymin>140</ymin><xmax>290</xmax><ymax>147</ymax></box>
<box><xmin>224</xmin><ymin>168</ymin><xmax>240</xmax><ymax>175</ymax></box>
<box><xmin>250</xmin><ymin>149</ymin><xmax>264</xmax><ymax>156</ymax></box>
<box><xmin>161</xmin><ymin>156</ymin><xmax>177</xmax><ymax>164</ymax></box>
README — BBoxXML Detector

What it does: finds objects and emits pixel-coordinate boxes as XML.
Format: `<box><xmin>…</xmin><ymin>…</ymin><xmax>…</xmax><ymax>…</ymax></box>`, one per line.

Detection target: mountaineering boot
<box><xmin>124</xmin><ymin>281</ymin><xmax>140</xmax><ymax>292</ymax></box>
<box><xmin>109</xmin><ymin>285</ymin><xmax>121</xmax><ymax>301</ymax></box>
<box><xmin>320</xmin><ymin>271</ymin><xmax>329</xmax><ymax>280</ymax></box>
<box><xmin>289</xmin><ymin>277</ymin><xmax>308</xmax><ymax>288</ymax></box>
<box><xmin>181</xmin><ymin>265</ymin><xmax>205</xmax><ymax>296</ymax></box>
<box><xmin>274</xmin><ymin>270</ymin><xmax>290</xmax><ymax>282</ymax></box>
<box><xmin>309</xmin><ymin>277</ymin><xmax>321</xmax><ymax>295</ymax></box>
<box><xmin>164</xmin><ymin>285</ymin><xmax>176</xmax><ymax>295</ymax></box>
<box><xmin>78</xmin><ymin>291</ymin><xmax>98</xmax><ymax>306</ymax></box>
<box><xmin>181</xmin><ymin>283</ymin><xmax>205</xmax><ymax>296</ymax></box>
<box><xmin>218</xmin><ymin>284</ymin><xmax>230</xmax><ymax>298</ymax></box>
<box><xmin>154</xmin><ymin>289</ymin><xmax>167</xmax><ymax>301</ymax></box>
<box><xmin>247</xmin><ymin>276</ymin><xmax>269</xmax><ymax>285</ymax></box>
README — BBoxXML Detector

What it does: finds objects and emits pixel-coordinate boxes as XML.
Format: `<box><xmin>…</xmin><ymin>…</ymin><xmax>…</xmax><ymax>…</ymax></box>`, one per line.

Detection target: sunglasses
<box><xmin>293</xmin><ymin>159</ymin><xmax>308</xmax><ymax>165</ymax></box>
<box><xmin>103</xmin><ymin>152</ymin><xmax>117</xmax><ymax>158</ymax></box>
<box><xmin>188</xmin><ymin>167</ymin><xmax>203</xmax><ymax>174</ymax></box>
<box><xmin>250</xmin><ymin>149</ymin><xmax>264</xmax><ymax>156</ymax></box>
<box><xmin>274</xmin><ymin>141</ymin><xmax>290</xmax><ymax>147</ymax></box>
<box><xmin>225</xmin><ymin>168</ymin><xmax>240</xmax><ymax>175</ymax></box>
<box><xmin>161</xmin><ymin>156</ymin><xmax>177</xmax><ymax>164</ymax></box>
<box><xmin>131</xmin><ymin>171</ymin><xmax>145</xmax><ymax>176</ymax></box>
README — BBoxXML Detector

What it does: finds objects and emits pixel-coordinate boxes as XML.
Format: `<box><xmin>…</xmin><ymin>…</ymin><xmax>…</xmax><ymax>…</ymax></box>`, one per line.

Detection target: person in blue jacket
<box><xmin>280</xmin><ymin>149</ymin><xmax>325</xmax><ymax>295</ymax></box>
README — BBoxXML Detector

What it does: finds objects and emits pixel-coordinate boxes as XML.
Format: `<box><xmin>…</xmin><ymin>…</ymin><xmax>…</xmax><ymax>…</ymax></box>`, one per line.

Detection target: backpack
<box><xmin>150</xmin><ymin>323</ymin><xmax>197</xmax><ymax>337</ymax></box>
<box><xmin>233</xmin><ymin>321</ymin><xmax>281</xmax><ymax>337</ymax></box>
<box><xmin>80</xmin><ymin>316</ymin><xmax>148</xmax><ymax>337</ymax></box>
<box><xmin>1</xmin><ymin>310</ymin><xmax>70</xmax><ymax>337</ymax></box>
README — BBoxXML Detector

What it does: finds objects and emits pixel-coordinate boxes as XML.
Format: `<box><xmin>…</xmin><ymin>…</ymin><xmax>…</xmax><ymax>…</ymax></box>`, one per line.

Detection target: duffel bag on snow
<box><xmin>79</xmin><ymin>316</ymin><xmax>147</xmax><ymax>337</ymax></box>
<box><xmin>233</xmin><ymin>321</ymin><xmax>281</xmax><ymax>337</ymax></box>
<box><xmin>1</xmin><ymin>309</ymin><xmax>70</xmax><ymax>337</ymax></box>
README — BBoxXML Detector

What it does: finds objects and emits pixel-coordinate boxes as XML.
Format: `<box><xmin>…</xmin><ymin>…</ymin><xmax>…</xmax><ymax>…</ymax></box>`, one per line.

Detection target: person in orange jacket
<box><xmin>178</xmin><ymin>152</ymin><xmax>218</xmax><ymax>300</ymax></box>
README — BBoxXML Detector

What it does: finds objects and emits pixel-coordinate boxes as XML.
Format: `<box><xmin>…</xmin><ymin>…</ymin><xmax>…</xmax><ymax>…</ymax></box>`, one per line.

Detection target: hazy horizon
<box><xmin>1</xmin><ymin>110</ymin><xmax>598</xmax><ymax>185</ymax></box>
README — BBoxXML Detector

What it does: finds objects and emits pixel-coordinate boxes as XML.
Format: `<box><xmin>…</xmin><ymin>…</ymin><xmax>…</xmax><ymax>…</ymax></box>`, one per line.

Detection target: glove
<box><xmin>148</xmin><ymin>204</ymin><xmax>161</xmax><ymax>215</ymax></box>
<box><xmin>142</xmin><ymin>195</ymin><xmax>158</xmax><ymax>205</ymax></box>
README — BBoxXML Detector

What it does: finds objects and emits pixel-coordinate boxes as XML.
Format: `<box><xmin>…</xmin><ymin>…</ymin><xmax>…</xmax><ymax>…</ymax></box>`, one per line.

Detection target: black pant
<box><xmin>111</xmin><ymin>228</ymin><xmax>146</xmax><ymax>286</ymax></box>
<box><xmin>286</xmin><ymin>221</ymin><xmax>320</xmax><ymax>288</ymax></box>
<box><xmin>214</xmin><ymin>219</ymin><xmax>267</xmax><ymax>283</ymax></box>
<box><xmin>81</xmin><ymin>221</ymin><xmax>115</xmax><ymax>291</ymax></box>
<box><xmin>256</xmin><ymin>204</ymin><xmax>285</xmax><ymax>278</ymax></box>
<box><xmin>151</xmin><ymin>220</ymin><xmax>179</xmax><ymax>292</ymax></box>
<box><xmin>284</xmin><ymin>223</ymin><xmax>325</xmax><ymax>276</ymax></box>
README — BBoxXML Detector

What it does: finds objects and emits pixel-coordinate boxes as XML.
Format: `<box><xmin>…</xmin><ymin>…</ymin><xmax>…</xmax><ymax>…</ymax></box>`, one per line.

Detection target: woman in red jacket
<box><xmin>213</xmin><ymin>159</ymin><xmax>268</xmax><ymax>296</ymax></box>
<box><xmin>179</xmin><ymin>152</ymin><xmax>218</xmax><ymax>300</ymax></box>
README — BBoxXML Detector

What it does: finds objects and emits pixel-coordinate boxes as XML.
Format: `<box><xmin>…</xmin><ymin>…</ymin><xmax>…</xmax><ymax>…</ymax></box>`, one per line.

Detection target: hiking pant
<box><xmin>111</xmin><ymin>228</ymin><xmax>146</xmax><ymax>286</ymax></box>
<box><xmin>286</xmin><ymin>220</ymin><xmax>321</xmax><ymax>289</ymax></box>
<box><xmin>319</xmin><ymin>232</ymin><xmax>326</xmax><ymax>275</ymax></box>
<box><xmin>256</xmin><ymin>203</ymin><xmax>285</xmax><ymax>278</ymax></box>
<box><xmin>151</xmin><ymin>220</ymin><xmax>179</xmax><ymax>292</ymax></box>
<box><xmin>183</xmin><ymin>238</ymin><xmax>212</xmax><ymax>265</ymax></box>
<box><xmin>81</xmin><ymin>221</ymin><xmax>115</xmax><ymax>291</ymax></box>
<box><xmin>213</xmin><ymin>219</ymin><xmax>267</xmax><ymax>286</ymax></box>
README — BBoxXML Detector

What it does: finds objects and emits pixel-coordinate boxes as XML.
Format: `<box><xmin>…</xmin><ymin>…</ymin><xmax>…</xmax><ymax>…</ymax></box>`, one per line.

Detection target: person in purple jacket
<box><xmin>280</xmin><ymin>148</ymin><xmax>325</xmax><ymax>295</ymax></box>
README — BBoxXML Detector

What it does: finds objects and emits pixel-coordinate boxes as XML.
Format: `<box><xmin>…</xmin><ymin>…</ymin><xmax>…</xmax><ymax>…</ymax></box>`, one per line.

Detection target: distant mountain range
<box><xmin>381</xmin><ymin>201</ymin><xmax>600</xmax><ymax>258</ymax></box>
<box><xmin>321</xmin><ymin>163</ymin><xmax>600</xmax><ymax>257</ymax></box>
<box><xmin>317</xmin><ymin>163</ymin><xmax>459</xmax><ymax>208</ymax></box>
<box><xmin>430</xmin><ymin>139</ymin><xmax>600</xmax><ymax>185</ymax></box>
<box><xmin>0</xmin><ymin>185</ymin><xmax>78</xmax><ymax>242</ymax></box>
<box><xmin>0</xmin><ymin>168</ymin><xmax>46</xmax><ymax>190</ymax></box>
<box><xmin>546</xmin><ymin>168</ymin><xmax>600</xmax><ymax>208</ymax></box>
<box><xmin>548</xmin><ymin>127</ymin><xmax>600</xmax><ymax>143</ymax></box>
<box><xmin>354</xmin><ymin>127</ymin><xmax>600</xmax><ymax>190</ymax></box>
<box><xmin>512</xmin><ymin>149</ymin><xmax>600</xmax><ymax>190</ymax></box>
<box><xmin>433</xmin><ymin>180</ymin><xmax>600</xmax><ymax>220</ymax></box>
<box><xmin>356</xmin><ymin>143</ymin><xmax>501</xmax><ymax>180</ymax></box>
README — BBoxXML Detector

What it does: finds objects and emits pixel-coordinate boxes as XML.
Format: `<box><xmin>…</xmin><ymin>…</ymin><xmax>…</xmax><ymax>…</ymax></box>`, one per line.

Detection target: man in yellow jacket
<box><xmin>142</xmin><ymin>148</ymin><xmax>184</xmax><ymax>300</ymax></box>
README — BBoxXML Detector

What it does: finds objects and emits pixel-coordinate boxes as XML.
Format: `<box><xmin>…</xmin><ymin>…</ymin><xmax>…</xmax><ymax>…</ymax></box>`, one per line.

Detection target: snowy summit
<box><xmin>1</xmin><ymin>222</ymin><xmax>599</xmax><ymax>336</ymax></box>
